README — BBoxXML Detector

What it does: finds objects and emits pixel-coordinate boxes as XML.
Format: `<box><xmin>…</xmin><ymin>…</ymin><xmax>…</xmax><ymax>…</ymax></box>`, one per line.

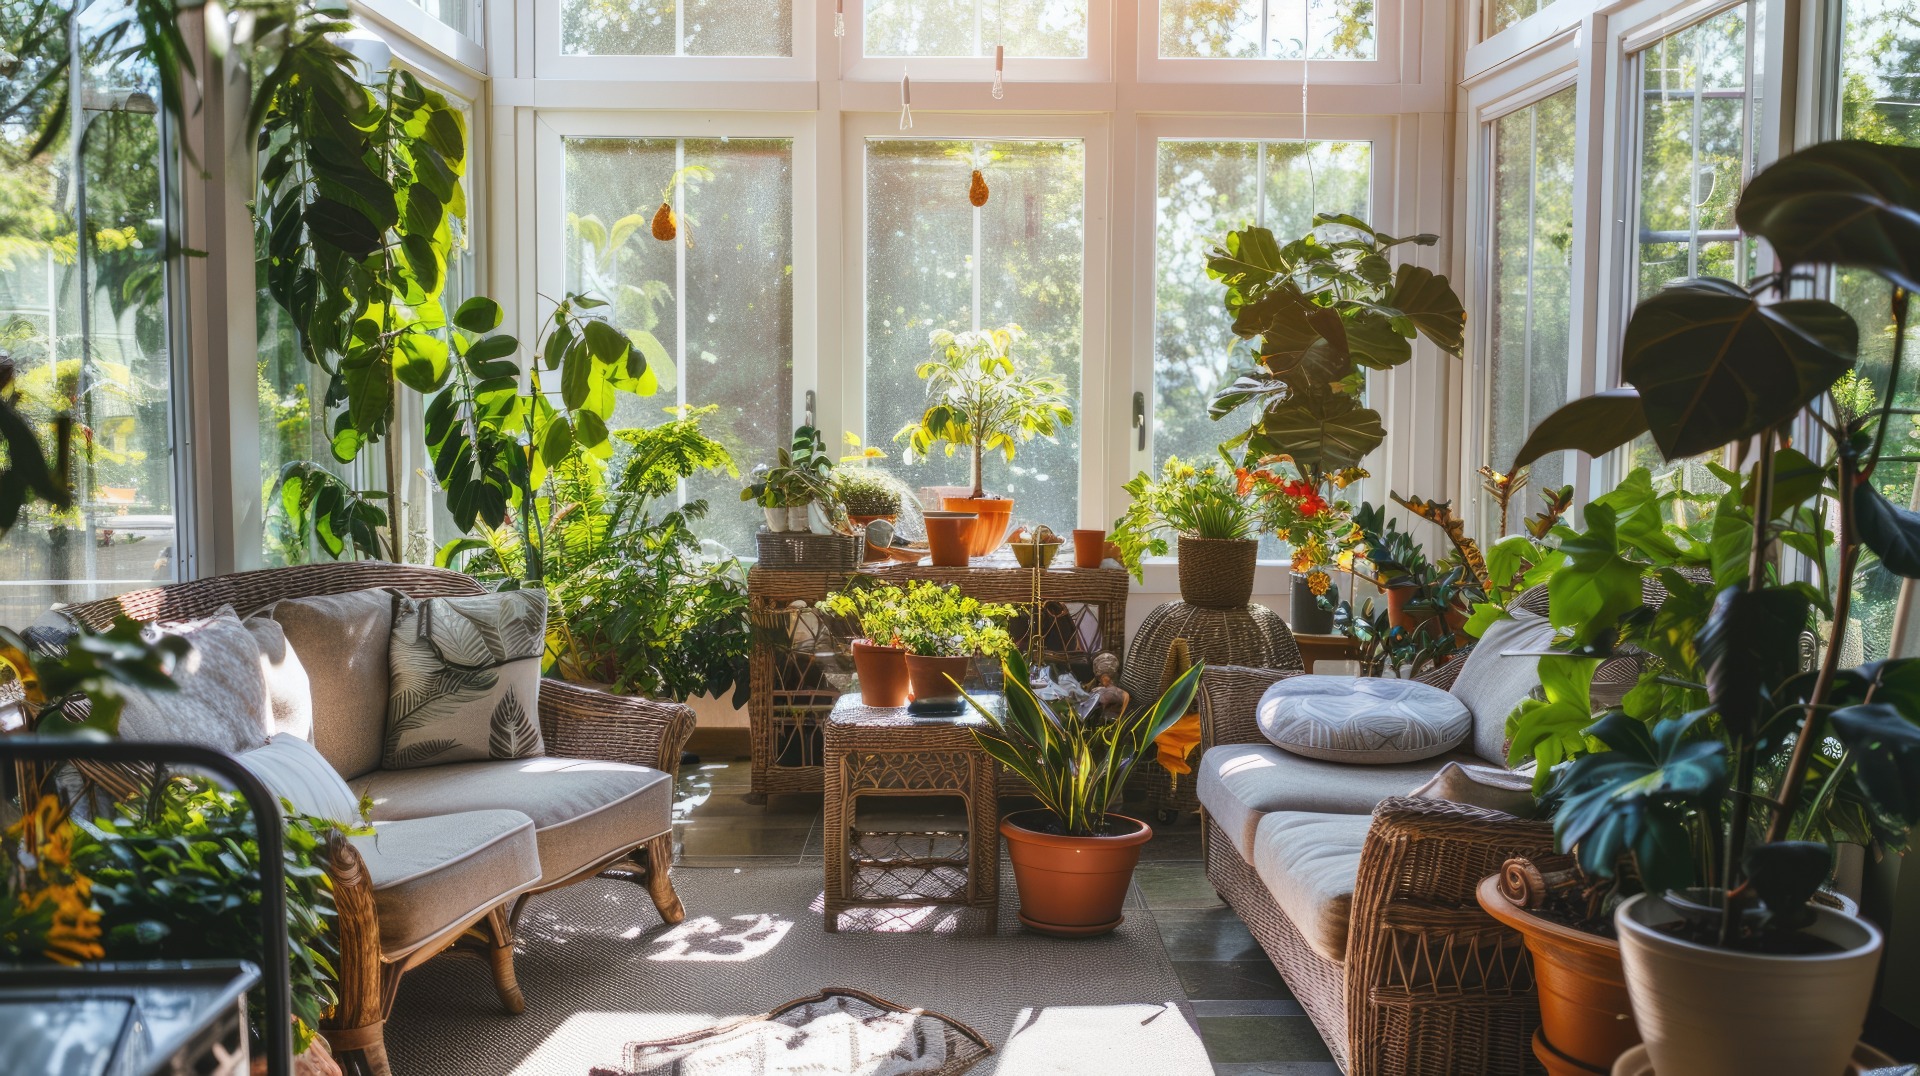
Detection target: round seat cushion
<box><xmin>1256</xmin><ymin>674</ymin><xmax>1472</xmax><ymax>764</ymax></box>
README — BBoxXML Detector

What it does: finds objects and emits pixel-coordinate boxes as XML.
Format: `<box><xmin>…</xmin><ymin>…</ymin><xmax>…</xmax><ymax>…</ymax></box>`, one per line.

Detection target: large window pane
<box><xmin>864</xmin><ymin>0</ymin><xmax>1087</xmax><ymax>58</ymax></box>
<box><xmin>561</xmin><ymin>0</ymin><xmax>793</xmax><ymax>56</ymax></box>
<box><xmin>1484</xmin><ymin>87</ymin><xmax>1576</xmax><ymax>538</ymax></box>
<box><xmin>1838</xmin><ymin>0</ymin><xmax>1920</xmax><ymax>660</ymax></box>
<box><xmin>398</xmin><ymin>0</ymin><xmax>480</xmax><ymax>37</ymax></box>
<box><xmin>1159</xmin><ymin>0</ymin><xmax>1376</xmax><ymax>60</ymax></box>
<box><xmin>564</xmin><ymin>137</ymin><xmax>794</xmax><ymax>557</ymax></box>
<box><xmin>864</xmin><ymin>139</ymin><xmax>1084</xmax><ymax>533</ymax></box>
<box><xmin>1485</xmin><ymin>0</ymin><xmax>1546</xmax><ymax>37</ymax></box>
<box><xmin>0</xmin><ymin>5</ymin><xmax>178</xmax><ymax>626</ymax></box>
<box><xmin>1625</xmin><ymin>2</ymin><xmax>1762</xmax><ymax>510</ymax></box>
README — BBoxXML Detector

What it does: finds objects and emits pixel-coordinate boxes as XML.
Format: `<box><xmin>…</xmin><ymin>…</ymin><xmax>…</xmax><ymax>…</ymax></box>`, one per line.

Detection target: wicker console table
<box><xmin>823</xmin><ymin>693</ymin><xmax>1001</xmax><ymax>931</ymax></box>
<box><xmin>746</xmin><ymin>554</ymin><xmax>1128</xmax><ymax>798</ymax></box>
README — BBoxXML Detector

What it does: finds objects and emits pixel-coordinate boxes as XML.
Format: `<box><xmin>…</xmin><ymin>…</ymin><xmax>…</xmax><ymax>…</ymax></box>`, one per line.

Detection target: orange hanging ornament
<box><xmin>651</xmin><ymin>201</ymin><xmax>676</xmax><ymax>241</ymax></box>
<box><xmin>968</xmin><ymin>169</ymin><xmax>989</xmax><ymax>207</ymax></box>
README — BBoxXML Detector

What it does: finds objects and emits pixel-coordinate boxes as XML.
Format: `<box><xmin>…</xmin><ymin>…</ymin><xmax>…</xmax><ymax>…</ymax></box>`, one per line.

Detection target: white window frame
<box><xmin>1138</xmin><ymin>0</ymin><xmax>1421</xmax><ymax>86</ymax></box>
<box><xmin>532</xmin><ymin>0</ymin><xmax>816</xmax><ymax>81</ymax></box>
<box><xmin>840</xmin><ymin>112</ymin><xmax>1111</xmax><ymax>527</ymax></box>
<box><xmin>839</xmin><ymin>0</ymin><xmax>1111</xmax><ymax>83</ymax></box>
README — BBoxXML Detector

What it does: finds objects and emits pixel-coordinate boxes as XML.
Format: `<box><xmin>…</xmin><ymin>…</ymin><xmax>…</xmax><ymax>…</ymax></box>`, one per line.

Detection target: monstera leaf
<box><xmin>1247</xmin><ymin>391</ymin><xmax>1385</xmax><ymax>473</ymax></box>
<box><xmin>1206</xmin><ymin>227</ymin><xmax>1287</xmax><ymax>297</ymax></box>
<box><xmin>1622</xmin><ymin>278</ymin><xmax>1857</xmax><ymax>459</ymax></box>
<box><xmin>1511</xmin><ymin>388</ymin><xmax>1651</xmax><ymax>471</ymax></box>
<box><xmin>1377</xmin><ymin>264</ymin><xmax>1466</xmax><ymax>357</ymax></box>
<box><xmin>1232</xmin><ymin>282</ymin><xmax>1354</xmax><ymax>385</ymax></box>
<box><xmin>1737</xmin><ymin>139</ymin><xmax>1920</xmax><ymax>293</ymax></box>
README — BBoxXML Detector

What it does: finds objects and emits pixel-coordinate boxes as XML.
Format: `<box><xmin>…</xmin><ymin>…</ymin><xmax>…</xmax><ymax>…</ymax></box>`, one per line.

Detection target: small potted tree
<box><xmin>1109</xmin><ymin>456</ymin><xmax>1260</xmax><ymax>608</ymax></box>
<box><xmin>896</xmin><ymin>324</ymin><xmax>1074</xmax><ymax>558</ymax></box>
<box><xmin>964</xmin><ymin>650</ymin><xmax>1203</xmax><ymax>936</ymax></box>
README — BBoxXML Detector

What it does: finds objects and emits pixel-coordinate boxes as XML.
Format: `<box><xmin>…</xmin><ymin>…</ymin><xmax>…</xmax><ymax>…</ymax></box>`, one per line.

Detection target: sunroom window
<box><xmin>561</xmin><ymin>0</ymin><xmax>795</xmax><ymax>57</ymax></box>
<box><xmin>1159</xmin><ymin>0</ymin><xmax>1377</xmax><ymax>60</ymax></box>
<box><xmin>862</xmin><ymin>0</ymin><xmax>1089</xmax><ymax>58</ymax></box>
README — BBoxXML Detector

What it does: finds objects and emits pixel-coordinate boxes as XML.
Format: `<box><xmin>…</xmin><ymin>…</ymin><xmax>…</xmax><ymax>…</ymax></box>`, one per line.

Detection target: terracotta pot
<box><xmin>942</xmin><ymin>495</ymin><xmax>1015</xmax><ymax>556</ymax></box>
<box><xmin>1386</xmin><ymin>586</ymin><xmax>1466</xmax><ymax>643</ymax></box>
<box><xmin>1614</xmin><ymin>892</ymin><xmax>1882</xmax><ymax>1076</ymax></box>
<box><xmin>1476</xmin><ymin>876</ymin><xmax>1638</xmax><ymax>1075</ymax></box>
<box><xmin>1072</xmin><ymin>528</ymin><xmax>1107</xmax><ymax>569</ymax></box>
<box><xmin>924</xmin><ymin>512</ymin><xmax>977</xmax><ymax>567</ymax></box>
<box><xmin>1001</xmin><ymin>809</ymin><xmax>1152</xmax><ymax>937</ymax></box>
<box><xmin>1176</xmin><ymin>536</ymin><xmax>1258</xmax><ymax>609</ymax></box>
<box><xmin>904</xmin><ymin>653</ymin><xmax>971</xmax><ymax>701</ymax></box>
<box><xmin>851</xmin><ymin>639</ymin><xmax>909</xmax><ymax>707</ymax></box>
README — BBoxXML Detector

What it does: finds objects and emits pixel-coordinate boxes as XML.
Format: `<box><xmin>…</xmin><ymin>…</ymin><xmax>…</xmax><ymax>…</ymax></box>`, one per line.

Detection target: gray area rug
<box><xmin>383</xmin><ymin>865</ymin><xmax>1211</xmax><ymax>1075</ymax></box>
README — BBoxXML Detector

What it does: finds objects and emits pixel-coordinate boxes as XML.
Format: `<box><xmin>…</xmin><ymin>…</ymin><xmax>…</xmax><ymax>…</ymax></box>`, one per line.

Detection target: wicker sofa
<box><xmin>28</xmin><ymin>563</ymin><xmax>697</xmax><ymax>1076</ymax></box>
<box><xmin>1192</xmin><ymin>613</ymin><xmax>1561</xmax><ymax>1076</ymax></box>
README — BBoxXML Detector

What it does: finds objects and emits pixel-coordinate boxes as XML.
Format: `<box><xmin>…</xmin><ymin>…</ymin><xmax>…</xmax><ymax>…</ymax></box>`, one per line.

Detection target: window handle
<box><xmin>804</xmin><ymin>389</ymin><xmax>816</xmax><ymax>429</ymax></box>
<box><xmin>1132</xmin><ymin>391</ymin><xmax>1146</xmax><ymax>451</ymax></box>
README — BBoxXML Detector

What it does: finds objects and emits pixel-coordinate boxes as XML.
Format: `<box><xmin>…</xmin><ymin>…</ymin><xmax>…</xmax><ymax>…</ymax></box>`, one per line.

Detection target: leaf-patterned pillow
<box><xmin>384</xmin><ymin>589</ymin><xmax>548</xmax><ymax>769</ymax></box>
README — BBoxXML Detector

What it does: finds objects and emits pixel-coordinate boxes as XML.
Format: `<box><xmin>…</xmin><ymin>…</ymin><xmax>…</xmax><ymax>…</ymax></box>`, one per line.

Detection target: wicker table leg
<box><xmin>968</xmin><ymin>753</ymin><xmax>1000</xmax><ymax>932</ymax></box>
<box><xmin>822</xmin><ymin>742</ymin><xmax>848</xmax><ymax>933</ymax></box>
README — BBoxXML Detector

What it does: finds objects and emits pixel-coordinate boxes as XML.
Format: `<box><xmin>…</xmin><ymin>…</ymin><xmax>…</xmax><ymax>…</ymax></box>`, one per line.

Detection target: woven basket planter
<box><xmin>1176</xmin><ymin>536</ymin><xmax>1258</xmax><ymax>609</ymax></box>
<box><xmin>755</xmin><ymin>529</ymin><xmax>862</xmax><ymax>570</ymax></box>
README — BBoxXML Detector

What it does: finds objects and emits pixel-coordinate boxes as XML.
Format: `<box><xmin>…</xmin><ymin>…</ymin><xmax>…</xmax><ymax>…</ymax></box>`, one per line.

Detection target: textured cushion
<box><xmin>348</xmin><ymin>809</ymin><xmax>539</xmax><ymax>953</ymax></box>
<box><xmin>266</xmin><ymin>589</ymin><xmax>400</xmax><ymax>780</ymax></box>
<box><xmin>1409</xmin><ymin>760</ymin><xmax>1535</xmax><ymax>816</ymax></box>
<box><xmin>243</xmin><ymin>616</ymin><xmax>313</xmax><ymax>739</ymax></box>
<box><xmin>356</xmin><ymin>758</ymin><xmax>671</xmax><ymax>883</ymax></box>
<box><xmin>1257</xmin><ymin>674</ymin><xmax>1471</xmax><ymax>764</ymax></box>
<box><xmin>595</xmin><ymin>990</ymin><xmax>990</xmax><ymax>1076</ymax></box>
<box><xmin>117</xmin><ymin>608</ymin><xmax>272</xmax><ymax>756</ymax></box>
<box><xmin>1196</xmin><ymin>742</ymin><xmax>1478</xmax><ymax>859</ymax></box>
<box><xmin>384</xmin><ymin>590</ymin><xmax>548</xmax><ymax>769</ymax></box>
<box><xmin>1450</xmin><ymin>612</ymin><xmax>1558</xmax><ymax>766</ymax></box>
<box><xmin>1250</xmin><ymin>811</ymin><xmax>1371</xmax><ymax>963</ymax></box>
<box><xmin>237</xmin><ymin>734</ymin><xmax>362</xmax><ymax>825</ymax></box>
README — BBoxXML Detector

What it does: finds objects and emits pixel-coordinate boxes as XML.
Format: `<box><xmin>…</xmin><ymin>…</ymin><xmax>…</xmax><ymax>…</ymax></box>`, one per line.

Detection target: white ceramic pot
<box><xmin>1615</xmin><ymin>892</ymin><xmax>1882</xmax><ymax>1076</ymax></box>
<box><xmin>787</xmin><ymin>504</ymin><xmax>812</xmax><ymax>531</ymax></box>
<box><xmin>763</xmin><ymin>504</ymin><xmax>788</xmax><ymax>532</ymax></box>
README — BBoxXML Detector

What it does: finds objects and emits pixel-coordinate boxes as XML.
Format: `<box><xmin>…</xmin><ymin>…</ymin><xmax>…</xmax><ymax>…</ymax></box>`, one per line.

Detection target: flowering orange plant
<box><xmin>1239</xmin><ymin>459</ymin><xmax>1367</xmax><ymax>596</ymax></box>
<box><xmin>1</xmin><ymin>795</ymin><xmax>103</xmax><ymax>966</ymax></box>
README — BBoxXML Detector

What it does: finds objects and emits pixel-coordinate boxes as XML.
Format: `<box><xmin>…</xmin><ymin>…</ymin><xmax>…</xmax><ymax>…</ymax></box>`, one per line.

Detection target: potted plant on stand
<box><xmin>1240</xmin><ymin>461</ymin><xmax>1364</xmax><ymax>633</ymax></box>
<box><xmin>1490</xmin><ymin>138</ymin><xmax>1920</xmax><ymax>1076</ymax></box>
<box><xmin>1110</xmin><ymin>456</ymin><xmax>1262</xmax><ymax>609</ymax></box>
<box><xmin>896</xmin><ymin>324</ymin><xmax>1074</xmax><ymax>559</ymax></box>
<box><xmin>823</xmin><ymin>580</ymin><xmax>1016</xmax><ymax>706</ymax></box>
<box><xmin>963</xmin><ymin>650</ymin><xmax>1204</xmax><ymax>936</ymax></box>
<box><xmin>743</xmin><ymin>425</ymin><xmax>835</xmax><ymax>533</ymax></box>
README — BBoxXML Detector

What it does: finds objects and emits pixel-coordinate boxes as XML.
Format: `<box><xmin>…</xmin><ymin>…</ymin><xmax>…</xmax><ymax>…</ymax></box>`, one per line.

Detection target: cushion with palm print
<box><xmin>384</xmin><ymin>589</ymin><xmax>549</xmax><ymax>769</ymax></box>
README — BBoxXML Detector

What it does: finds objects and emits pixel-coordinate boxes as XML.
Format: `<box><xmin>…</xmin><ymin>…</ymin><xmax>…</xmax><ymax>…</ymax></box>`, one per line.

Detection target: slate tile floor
<box><xmin>672</xmin><ymin>758</ymin><xmax>1339</xmax><ymax>1075</ymax></box>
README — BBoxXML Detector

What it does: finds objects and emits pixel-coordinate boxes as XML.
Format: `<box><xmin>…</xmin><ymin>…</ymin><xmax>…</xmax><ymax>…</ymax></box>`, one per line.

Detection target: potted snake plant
<box><xmin>962</xmin><ymin>650</ymin><xmax>1203</xmax><ymax>937</ymax></box>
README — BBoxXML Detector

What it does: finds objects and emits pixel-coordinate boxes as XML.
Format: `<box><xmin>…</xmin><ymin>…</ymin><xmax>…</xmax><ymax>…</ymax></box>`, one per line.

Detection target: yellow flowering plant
<box><xmin>1109</xmin><ymin>456</ymin><xmax>1260</xmax><ymax>581</ymax></box>
<box><xmin>1</xmin><ymin>796</ymin><xmax>103</xmax><ymax>967</ymax></box>
<box><xmin>822</xmin><ymin>579</ymin><xmax>1016</xmax><ymax>658</ymax></box>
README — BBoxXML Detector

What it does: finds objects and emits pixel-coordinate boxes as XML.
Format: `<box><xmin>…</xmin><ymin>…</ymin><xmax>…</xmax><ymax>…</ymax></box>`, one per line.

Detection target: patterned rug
<box><xmin>383</xmin><ymin>864</ymin><xmax>1211</xmax><ymax>1075</ymax></box>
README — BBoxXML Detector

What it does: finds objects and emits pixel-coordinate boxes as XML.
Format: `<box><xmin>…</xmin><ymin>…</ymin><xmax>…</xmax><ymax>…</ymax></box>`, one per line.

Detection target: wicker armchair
<box><xmin>1197</xmin><ymin>662</ymin><xmax>1554</xmax><ymax>1076</ymax></box>
<box><xmin>33</xmin><ymin>563</ymin><xmax>698</xmax><ymax>1076</ymax></box>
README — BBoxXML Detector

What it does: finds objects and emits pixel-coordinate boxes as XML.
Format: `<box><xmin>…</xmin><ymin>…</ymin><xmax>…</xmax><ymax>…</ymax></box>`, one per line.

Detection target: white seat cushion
<box><xmin>348</xmin><ymin>809</ymin><xmax>540</xmax><ymax>954</ymax></box>
<box><xmin>1250</xmin><ymin>811</ymin><xmax>1372</xmax><ymax>963</ymax></box>
<box><xmin>1257</xmin><ymin>674</ymin><xmax>1471</xmax><ymax>764</ymax></box>
<box><xmin>1197</xmin><ymin>743</ymin><xmax>1479</xmax><ymax>859</ymax></box>
<box><xmin>356</xmin><ymin>757</ymin><xmax>672</xmax><ymax>884</ymax></box>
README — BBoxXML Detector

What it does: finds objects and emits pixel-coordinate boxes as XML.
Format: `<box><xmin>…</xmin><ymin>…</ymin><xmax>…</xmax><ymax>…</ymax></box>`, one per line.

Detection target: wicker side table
<box><xmin>823</xmin><ymin>693</ymin><xmax>1001</xmax><ymax>932</ymax></box>
<box><xmin>1122</xmin><ymin>601</ymin><xmax>1305</xmax><ymax>821</ymax></box>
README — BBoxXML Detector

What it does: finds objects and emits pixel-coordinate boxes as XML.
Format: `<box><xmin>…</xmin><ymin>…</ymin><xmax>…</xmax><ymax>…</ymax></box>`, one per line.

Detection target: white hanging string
<box><xmin>992</xmin><ymin>43</ymin><xmax>1005</xmax><ymax>100</ymax></box>
<box><xmin>834</xmin><ymin>0</ymin><xmax>845</xmax><ymax>39</ymax></box>
<box><xmin>1301</xmin><ymin>1</ymin><xmax>1318</xmax><ymax>212</ymax></box>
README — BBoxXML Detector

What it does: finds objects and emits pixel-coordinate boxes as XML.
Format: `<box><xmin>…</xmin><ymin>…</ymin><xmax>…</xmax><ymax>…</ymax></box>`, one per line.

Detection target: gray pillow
<box><xmin>243</xmin><ymin>615</ymin><xmax>313</xmax><ymax>740</ymax></box>
<box><xmin>116</xmin><ymin>607</ymin><xmax>272</xmax><ymax>756</ymax></box>
<box><xmin>265</xmin><ymin>589</ymin><xmax>401</xmax><ymax>780</ymax></box>
<box><xmin>237</xmin><ymin>733</ymin><xmax>362</xmax><ymax>825</ymax></box>
<box><xmin>1256</xmin><ymin>674</ymin><xmax>1471</xmax><ymax>764</ymax></box>
<box><xmin>384</xmin><ymin>589</ymin><xmax>548</xmax><ymax>769</ymax></box>
<box><xmin>1450</xmin><ymin>612</ymin><xmax>1559</xmax><ymax>767</ymax></box>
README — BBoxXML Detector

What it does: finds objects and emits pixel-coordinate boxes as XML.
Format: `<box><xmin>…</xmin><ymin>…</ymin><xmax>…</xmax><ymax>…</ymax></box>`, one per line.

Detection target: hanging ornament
<box><xmin>899</xmin><ymin>71</ymin><xmax>913</xmax><ymax>130</ymax></box>
<box><xmin>834</xmin><ymin>0</ymin><xmax>845</xmax><ymax>39</ymax></box>
<box><xmin>991</xmin><ymin>44</ymin><xmax>1005</xmax><ymax>100</ymax></box>
<box><xmin>969</xmin><ymin>169</ymin><xmax>989</xmax><ymax>207</ymax></box>
<box><xmin>651</xmin><ymin>201</ymin><xmax>676</xmax><ymax>241</ymax></box>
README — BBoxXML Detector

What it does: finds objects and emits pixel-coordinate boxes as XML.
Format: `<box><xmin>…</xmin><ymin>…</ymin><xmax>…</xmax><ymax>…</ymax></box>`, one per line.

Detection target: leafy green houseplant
<box><xmin>822</xmin><ymin>579</ymin><xmax>1015</xmax><ymax>704</ymax></box>
<box><xmin>963</xmin><ymin>650</ymin><xmax>1203</xmax><ymax>936</ymax></box>
<box><xmin>1110</xmin><ymin>456</ymin><xmax>1265</xmax><ymax>608</ymax></box>
<box><xmin>1501</xmin><ymin>139</ymin><xmax>1920</xmax><ymax>1076</ymax></box>
<box><xmin>833</xmin><ymin>466</ymin><xmax>905</xmax><ymax>520</ymax></box>
<box><xmin>743</xmin><ymin>424</ymin><xmax>836</xmax><ymax>533</ymax></box>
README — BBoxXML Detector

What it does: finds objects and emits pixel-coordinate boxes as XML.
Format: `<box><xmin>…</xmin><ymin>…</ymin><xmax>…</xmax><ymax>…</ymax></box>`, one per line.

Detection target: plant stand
<box><xmin>823</xmin><ymin>693</ymin><xmax>1002</xmax><ymax>932</ymax></box>
<box><xmin>1122</xmin><ymin>600</ymin><xmax>1304</xmax><ymax>822</ymax></box>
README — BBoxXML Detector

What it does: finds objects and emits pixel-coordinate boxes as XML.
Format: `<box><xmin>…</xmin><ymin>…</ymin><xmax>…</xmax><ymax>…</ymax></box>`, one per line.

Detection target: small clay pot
<box><xmin>904</xmin><ymin>653</ymin><xmax>972</xmax><ymax>701</ymax></box>
<box><xmin>851</xmin><ymin>639</ymin><xmax>909</xmax><ymax>708</ymax></box>
<box><xmin>1072</xmin><ymin>528</ymin><xmax>1106</xmax><ymax>569</ymax></box>
<box><xmin>943</xmin><ymin>495</ymin><xmax>1015</xmax><ymax>556</ymax></box>
<box><xmin>925</xmin><ymin>512</ymin><xmax>977</xmax><ymax>567</ymax></box>
<box><xmin>1001</xmin><ymin>809</ymin><xmax>1152</xmax><ymax>937</ymax></box>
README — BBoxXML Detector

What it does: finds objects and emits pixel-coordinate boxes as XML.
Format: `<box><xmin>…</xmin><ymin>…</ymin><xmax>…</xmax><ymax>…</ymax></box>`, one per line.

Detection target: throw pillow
<box><xmin>1449</xmin><ymin>611</ymin><xmax>1560</xmax><ymax>767</ymax></box>
<box><xmin>384</xmin><ymin>589</ymin><xmax>548</xmax><ymax>769</ymax></box>
<box><xmin>265</xmin><ymin>589</ymin><xmax>403</xmax><ymax>780</ymax></box>
<box><xmin>243</xmin><ymin>615</ymin><xmax>314</xmax><ymax>740</ymax></box>
<box><xmin>1409</xmin><ymin>760</ymin><xmax>1536</xmax><ymax>816</ymax></box>
<box><xmin>1256</xmin><ymin>674</ymin><xmax>1471</xmax><ymax>764</ymax></box>
<box><xmin>117</xmin><ymin>608</ymin><xmax>272</xmax><ymax>756</ymax></box>
<box><xmin>237</xmin><ymin>733</ymin><xmax>363</xmax><ymax>826</ymax></box>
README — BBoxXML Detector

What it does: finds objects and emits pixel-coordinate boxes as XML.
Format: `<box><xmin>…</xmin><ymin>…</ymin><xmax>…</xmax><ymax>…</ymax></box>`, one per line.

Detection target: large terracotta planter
<box><xmin>904</xmin><ymin>653</ymin><xmax>971</xmax><ymax>701</ymax></box>
<box><xmin>1614</xmin><ymin>892</ymin><xmax>1883</xmax><ymax>1076</ymax></box>
<box><xmin>1001</xmin><ymin>809</ymin><xmax>1152</xmax><ymax>937</ymax></box>
<box><xmin>851</xmin><ymin>639</ymin><xmax>909</xmax><ymax>707</ymax></box>
<box><xmin>1476</xmin><ymin>875</ymin><xmax>1638</xmax><ymax>1075</ymax></box>
<box><xmin>942</xmin><ymin>495</ymin><xmax>1014</xmax><ymax>556</ymax></box>
<box><xmin>924</xmin><ymin>512</ymin><xmax>977</xmax><ymax>567</ymax></box>
<box><xmin>1176</xmin><ymin>536</ymin><xmax>1257</xmax><ymax>609</ymax></box>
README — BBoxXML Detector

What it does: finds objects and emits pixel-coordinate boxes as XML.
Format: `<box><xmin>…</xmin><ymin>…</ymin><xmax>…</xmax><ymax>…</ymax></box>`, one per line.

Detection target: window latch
<box><xmin>804</xmin><ymin>389</ymin><xmax>816</xmax><ymax>429</ymax></box>
<box><xmin>1132</xmin><ymin>391</ymin><xmax>1146</xmax><ymax>451</ymax></box>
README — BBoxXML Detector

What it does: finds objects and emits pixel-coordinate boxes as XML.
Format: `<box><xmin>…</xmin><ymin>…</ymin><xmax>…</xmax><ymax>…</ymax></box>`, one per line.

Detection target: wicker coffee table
<box><xmin>822</xmin><ymin>693</ymin><xmax>1002</xmax><ymax>932</ymax></box>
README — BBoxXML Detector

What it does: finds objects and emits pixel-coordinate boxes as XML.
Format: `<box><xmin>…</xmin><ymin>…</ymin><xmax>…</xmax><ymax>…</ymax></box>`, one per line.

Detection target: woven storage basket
<box><xmin>1175</xmin><ymin>536</ymin><xmax>1258</xmax><ymax>609</ymax></box>
<box><xmin>755</xmin><ymin>529</ymin><xmax>862</xmax><ymax>570</ymax></box>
